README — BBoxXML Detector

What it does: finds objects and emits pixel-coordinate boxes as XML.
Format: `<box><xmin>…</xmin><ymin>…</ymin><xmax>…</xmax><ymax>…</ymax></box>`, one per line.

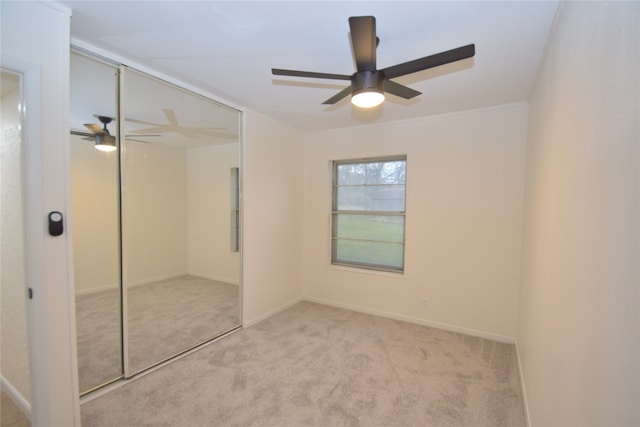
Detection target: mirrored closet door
<box><xmin>70</xmin><ymin>52</ymin><xmax>123</xmax><ymax>393</ymax></box>
<box><xmin>71</xmin><ymin>51</ymin><xmax>242</xmax><ymax>395</ymax></box>
<box><xmin>122</xmin><ymin>68</ymin><xmax>241</xmax><ymax>375</ymax></box>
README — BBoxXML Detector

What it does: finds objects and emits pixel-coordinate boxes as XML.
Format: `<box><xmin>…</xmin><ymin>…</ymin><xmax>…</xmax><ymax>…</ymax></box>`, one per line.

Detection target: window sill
<box><xmin>328</xmin><ymin>263</ymin><xmax>406</xmax><ymax>279</ymax></box>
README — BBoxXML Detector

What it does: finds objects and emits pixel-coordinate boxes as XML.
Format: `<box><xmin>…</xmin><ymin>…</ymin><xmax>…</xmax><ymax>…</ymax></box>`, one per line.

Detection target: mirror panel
<box><xmin>70</xmin><ymin>52</ymin><xmax>123</xmax><ymax>393</ymax></box>
<box><xmin>123</xmin><ymin>68</ymin><xmax>241</xmax><ymax>375</ymax></box>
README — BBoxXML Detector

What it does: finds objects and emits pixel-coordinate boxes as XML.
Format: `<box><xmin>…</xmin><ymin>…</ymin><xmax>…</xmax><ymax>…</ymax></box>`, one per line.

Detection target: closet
<box><xmin>70</xmin><ymin>51</ymin><xmax>242</xmax><ymax>394</ymax></box>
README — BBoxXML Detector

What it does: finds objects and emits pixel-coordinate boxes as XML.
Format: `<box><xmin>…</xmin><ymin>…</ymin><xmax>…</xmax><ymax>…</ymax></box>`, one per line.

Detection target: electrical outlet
<box><xmin>421</xmin><ymin>297</ymin><xmax>428</xmax><ymax>309</ymax></box>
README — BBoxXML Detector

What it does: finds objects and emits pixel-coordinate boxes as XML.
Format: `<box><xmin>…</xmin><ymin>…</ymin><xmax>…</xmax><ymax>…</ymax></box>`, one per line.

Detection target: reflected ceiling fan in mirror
<box><xmin>126</xmin><ymin>108</ymin><xmax>228</xmax><ymax>139</ymax></box>
<box><xmin>272</xmin><ymin>15</ymin><xmax>475</xmax><ymax>108</ymax></box>
<box><xmin>70</xmin><ymin>115</ymin><xmax>159</xmax><ymax>151</ymax></box>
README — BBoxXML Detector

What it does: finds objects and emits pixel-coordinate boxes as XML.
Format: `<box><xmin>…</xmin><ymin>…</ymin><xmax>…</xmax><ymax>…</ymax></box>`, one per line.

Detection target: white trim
<box><xmin>118</xmin><ymin>62</ymin><xmax>130</xmax><ymax>379</ymax></box>
<box><xmin>243</xmin><ymin>296</ymin><xmax>304</xmax><ymax>328</ymax></box>
<box><xmin>0</xmin><ymin>376</ymin><xmax>31</xmax><ymax>421</ymax></box>
<box><xmin>75</xmin><ymin>272</ymin><xmax>240</xmax><ymax>296</ymax></box>
<box><xmin>327</xmin><ymin>263</ymin><xmax>407</xmax><ymax>280</ymax></box>
<box><xmin>304</xmin><ymin>296</ymin><xmax>516</xmax><ymax>344</ymax></box>
<box><xmin>2</xmin><ymin>6</ymin><xmax>80</xmax><ymax>421</ymax></box>
<box><xmin>125</xmin><ymin>272</ymin><xmax>241</xmax><ymax>288</ymax></box>
<box><xmin>515</xmin><ymin>342</ymin><xmax>531</xmax><ymax>426</ymax></box>
<box><xmin>126</xmin><ymin>272</ymin><xmax>187</xmax><ymax>288</ymax></box>
<box><xmin>188</xmin><ymin>272</ymin><xmax>240</xmax><ymax>286</ymax></box>
<box><xmin>74</xmin><ymin>283</ymin><xmax>118</xmax><ymax>296</ymax></box>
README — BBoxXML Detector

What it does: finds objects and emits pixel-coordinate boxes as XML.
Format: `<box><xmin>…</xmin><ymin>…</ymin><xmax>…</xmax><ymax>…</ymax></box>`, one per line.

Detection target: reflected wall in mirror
<box><xmin>70</xmin><ymin>52</ymin><xmax>123</xmax><ymax>393</ymax></box>
<box><xmin>123</xmin><ymin>69</ymin><xmax>241</xmax><ymax>375</ymax></box>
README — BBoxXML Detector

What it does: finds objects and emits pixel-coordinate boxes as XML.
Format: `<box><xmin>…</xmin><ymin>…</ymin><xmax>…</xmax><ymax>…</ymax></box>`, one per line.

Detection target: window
<box><xmin>331</xmin><ymin>156</ymin><xmax>406</xmax><ymax>273</ymax></box>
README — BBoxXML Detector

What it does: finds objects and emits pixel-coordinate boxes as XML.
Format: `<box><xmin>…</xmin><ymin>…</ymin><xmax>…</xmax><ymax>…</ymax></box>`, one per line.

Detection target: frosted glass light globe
<box><xmin>351</xmin><ymin>91</ymin><xmax>385</xmax><ymax>108</ymax></box>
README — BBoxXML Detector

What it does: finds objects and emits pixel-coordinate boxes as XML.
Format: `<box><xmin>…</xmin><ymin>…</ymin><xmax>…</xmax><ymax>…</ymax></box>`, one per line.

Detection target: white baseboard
<box><xmin>188</xmin><ymin>272</ymin><xmax>240</xmax><ymax>286</ymax></box>
<box><xmin>127</xmin><ymin>272</ymin><xmax>188</xmax><ymax>288</ymax></box>
<box><xmin>75</xmin><ymin>273</ymin><xmax>187</xmax><ymax>295</ymax></box>
<box><xmin>77</xmin><ymin>273</ymin><xmax>240</xmax><ymax>296</ymax></box>
<box><xmin>75</xmin><ymin>273</ymin><xmax>188</xmax><ymax>295</ymax></box>
<box><xmin>515</xmin><ymin>342</ymin><xmax>531</xmax><ymax>426</ymax></box>
<box><xmin>75</xmin><ymin>282</ymin><xmax>118</xmax><ymax>296</ymax></box>
<box><xmin>303</xmin><ymin>296</ymin><xmax>516</xmax><ymax>344</ymax></box>
<box><xmin>243</xmin><ymin>296</ymin><xmax>304</xmax><ymax>328</ymax></box>
<box><xmin>0</xmin><ymin>375</ymin><xmax>31</xmax><ymax>421</ymax></box>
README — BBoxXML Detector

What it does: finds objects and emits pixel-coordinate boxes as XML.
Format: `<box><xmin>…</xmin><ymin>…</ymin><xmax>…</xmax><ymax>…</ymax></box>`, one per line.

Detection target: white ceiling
<box><xmin>59</xmin><ymin>1</ymin><xmax>559</xmax><ymax>132</ymax></box>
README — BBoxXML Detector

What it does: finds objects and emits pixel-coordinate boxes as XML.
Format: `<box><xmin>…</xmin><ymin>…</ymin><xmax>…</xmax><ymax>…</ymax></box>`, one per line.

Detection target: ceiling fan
<box><xmin>272</xmin><ymin>16</ymin><xmax>475</xmax><ymax>108</ymax></box>
<box><xmin>70</xmin><ymin>115</ymin><xmax>158</xmax><ymax>151</ymax></box>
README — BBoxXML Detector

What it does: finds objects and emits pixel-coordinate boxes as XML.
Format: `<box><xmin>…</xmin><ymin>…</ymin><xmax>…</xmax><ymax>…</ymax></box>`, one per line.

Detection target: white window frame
<box><xmin>331</xmin><ymin>155</ymin><xmax>407</xmax><ymax>273</ymax></box>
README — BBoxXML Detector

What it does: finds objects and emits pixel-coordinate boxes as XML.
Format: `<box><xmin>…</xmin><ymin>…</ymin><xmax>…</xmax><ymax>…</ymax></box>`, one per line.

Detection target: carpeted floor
<box><xmin>81</xmin><ymin>301</ymin><xmax>526</xmax><ymax>426</ymax></box>
<box><xmin>76</xmin><ymin>275</ymin><xmax>240</xmax><ymax>393</ymax></box>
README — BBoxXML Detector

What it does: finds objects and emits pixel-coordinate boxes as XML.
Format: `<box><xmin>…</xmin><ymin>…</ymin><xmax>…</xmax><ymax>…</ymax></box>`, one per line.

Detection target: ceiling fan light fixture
<box><xmin>350</xmin><ymin>70</ymin><xmax>385</xmax><ymax>108</ymax></box>
<box><xmin>272</xmin><ymin>16</ymin><xmax>475</xmax><ymax>110</ymax></box>
<box><xmin>94</xmin><ymin>134</ymin><xmax>117</xmax><ymax>152</ymax></box>
<box><xmin>351</xmin><ymin>89</ymin><xmax>385</xmax><ymax>108</ymax></box>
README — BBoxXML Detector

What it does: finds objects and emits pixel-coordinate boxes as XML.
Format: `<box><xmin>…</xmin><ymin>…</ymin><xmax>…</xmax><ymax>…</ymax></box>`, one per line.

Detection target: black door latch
<box><xmin>48</xmin><ymin>211</ymin><xmax>64</xmax><ymax>236</ymax></box>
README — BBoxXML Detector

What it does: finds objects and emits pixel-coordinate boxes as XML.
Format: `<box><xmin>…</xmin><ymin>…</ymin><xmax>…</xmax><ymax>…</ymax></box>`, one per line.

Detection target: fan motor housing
<box><xmin>351</xmin><ymin>70</ymin><xmax>385</xmax><ymax>95</ymax></box>
<box><xmin>95</xmin><ymin>133</ymin><xmax>116</xmax><ymax>145</ymax></box>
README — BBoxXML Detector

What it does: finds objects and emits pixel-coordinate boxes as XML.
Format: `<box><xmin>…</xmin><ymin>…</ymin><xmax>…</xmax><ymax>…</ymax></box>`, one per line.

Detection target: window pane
<box><xmin>365</xmin><ymin>161</ymin><xmax>406</xmax><ymax>185</ymax></box>
<box><xmin>337</xmin><ymin>160</ymin><xmax>406</xmax><ymax>186</ymax></box>
<box><xmin>337</xmin><ymin>163</ymin><xmax>366</xmax><ymax>185</ymax></box>
<box><xmin>334</xmin><ymin>214</ymin><xmax>404</xmax><ymax>243</ymax></box>
<box><xmin>334</xmin><ymin>239</ymin><xmax>404</xmax><ymax>269</ymax></box>
<box><xmin>336</xmin><ymin>185</ymin><xmax>405</xmax><ymax>211</ymax></box>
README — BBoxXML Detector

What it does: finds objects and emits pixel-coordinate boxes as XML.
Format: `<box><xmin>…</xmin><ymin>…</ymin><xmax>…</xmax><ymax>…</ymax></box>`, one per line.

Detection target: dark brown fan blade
<box><xmin>381</xmin><ymin>44</ymin><xmax>475</xmax><ymax>79</ymax></box>
<box><xmin>70</xmin><ymin>130</ymin><xmax>95</xmax><ymax>141</ymax></box>
<box><xmin>84</xmin><ymin>123</ymin><xmax>106</xmax><ymax>134</ymax></box>
<box><xmin>322</xmin><ymin>86</ymin><xmax>353</xmax><ymax>105</ymax></box>
<box><xmin>349</xmin><ymin>16</ymin><xmax>377</xmax><ymax>72</ymax></box>
<box><xmin>71</xmin><ymin>130</ymin><xmax>94</xmax><ymax>137</ymax></box>
<box><xmin>383</xmin><ymin>80</ymin><xmax>422</xmax><ymax>100</ymax></box>
<box><xmin>272</xmin><ymin>69</ymin><xmax>351</xmax><ymax>81</ymax></box>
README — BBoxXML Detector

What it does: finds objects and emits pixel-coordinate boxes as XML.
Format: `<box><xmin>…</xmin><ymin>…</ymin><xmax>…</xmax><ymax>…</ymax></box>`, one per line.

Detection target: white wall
<box><xmin>124</xmin><ymin>141</ymin><xmax>187</xmax><ymax>284</ymax></box>
<box><xmin>0</xmin><ymin>70</ymin><xmax>31</xmax><ymax>407</ymax></box>
<box><xmin>518</xmin><ymin>2</ymin><xmax>640</xmax><ymax>425</ymax></box>
<box><xmin>303</xmin><ymin>103</ymin><xmax>528</xmax><ymax>340</ymax></box>
<box><xmin>242</xmin><ymin>111</ymin><xmax>305</xmax><ymax>325</ymax></box>
<box><xmin>69</xmin><ymin>135</ymin><xmax>120</xmax><ymax>293</ymax></box>
<box><xmin>187</xmin><ymin>142</ymin><xmax>240</xmax><ymax>284</ymax></box>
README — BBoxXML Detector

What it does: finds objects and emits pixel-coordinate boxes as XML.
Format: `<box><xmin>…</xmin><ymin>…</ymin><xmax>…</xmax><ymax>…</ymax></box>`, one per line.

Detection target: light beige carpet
<box><xmin>81</xmin><ymin>301</ymin><xmax>525</xmax><ymax>426</ymax></box>
<box><xmin>76</xmin><ymin>275</ymin><xmax>240</xmax><ymax>393</ymax></box>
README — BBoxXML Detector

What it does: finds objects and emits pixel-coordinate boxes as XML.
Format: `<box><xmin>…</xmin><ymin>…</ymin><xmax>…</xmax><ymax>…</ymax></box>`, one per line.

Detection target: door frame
<box><xmin>1</xmin><ymin>2</ymin><xmax>80</xmax><ymax>425</ymax></box>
